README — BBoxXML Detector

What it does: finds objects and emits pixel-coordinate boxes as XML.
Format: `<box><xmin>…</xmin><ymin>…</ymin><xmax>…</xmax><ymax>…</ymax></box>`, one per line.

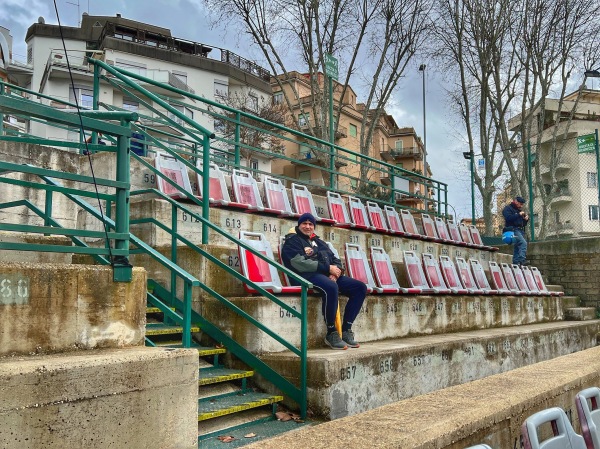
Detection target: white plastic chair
<box><xmin>521</xmin><ymin>407</ymin><xmax>586</xmax><ymax>449</ymax></box>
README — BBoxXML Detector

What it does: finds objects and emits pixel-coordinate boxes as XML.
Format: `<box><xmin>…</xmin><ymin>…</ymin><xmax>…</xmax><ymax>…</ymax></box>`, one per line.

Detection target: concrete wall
<box><xmin>246</xmin><ymin>345</ymin><xmax>600</xmax><ymax>449</ymax></box>
<box><xmin>521</xmin><ymin>237</ymin><xmax>600</xmax><ymax>308</ymax></box>
<box><xmin>0</xmin><ymin>347</ymin><xmax>198</xmax><ymax>449</ymax></box>
<box><xmin>0</xmin><ymin>263</ymin><xmax>146</xmax><ymax>355</ymax></box>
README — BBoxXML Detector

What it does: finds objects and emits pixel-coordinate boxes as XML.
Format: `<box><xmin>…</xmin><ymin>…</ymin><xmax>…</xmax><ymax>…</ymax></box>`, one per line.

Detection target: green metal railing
<box><xmin>0</xmin><ymin>79</ymin><xmax>310</xmax><ymax>416</ymax></box>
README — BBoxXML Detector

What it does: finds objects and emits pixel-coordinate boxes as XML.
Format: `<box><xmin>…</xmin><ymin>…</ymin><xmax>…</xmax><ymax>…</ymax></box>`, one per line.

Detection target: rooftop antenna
<box><xmin>66</xmin><ymin>1</ymin><xmax>81</xmax><ymax>26</ymax></box>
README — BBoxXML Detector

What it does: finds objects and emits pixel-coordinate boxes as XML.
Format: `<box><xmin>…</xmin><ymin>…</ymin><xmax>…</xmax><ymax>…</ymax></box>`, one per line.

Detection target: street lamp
<box><xmin>419</xmin><ymin>64</ymin><xmax>427</xmax><ymax>210</ymax></box>
<box><xmin>463</xmin><ymin>151</ymin><xmax>475</xmax><ymax>225</ymax></box>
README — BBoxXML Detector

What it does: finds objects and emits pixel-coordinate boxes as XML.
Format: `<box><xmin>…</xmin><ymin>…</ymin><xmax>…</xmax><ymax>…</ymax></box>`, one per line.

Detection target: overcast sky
<box><xmin>1</xmin><ymin>0</ymin><xmax>476</xmax><ymax>218</ymax></box>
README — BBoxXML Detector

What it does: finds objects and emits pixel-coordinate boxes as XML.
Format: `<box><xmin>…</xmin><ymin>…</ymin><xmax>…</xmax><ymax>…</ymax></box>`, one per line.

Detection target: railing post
<box><xmin>0</xmin><ymin>82</ymin><xmax>4</xmax><ymax>135</ymax></box>
<box><xmin>112</xmin><ymin>120</ymin><xmax>132</xmax><ymax>282</ymax></box>
<box><xmin>527</xmin><ymin>141</ymin><xmax>535</xmax><ymax>242</ymax></box>
<box><xmin>202</xmin><ymin>135</ymin><xmax>210</xmax><ymax>244</ymax></box>
<box><xmin>170</xmin><ymin>201</ymin><xmax>178</xmax><ymax>314</ymax></box>
<box><xmin>300</xmin><ymin>286</ymin><xmax>308</xmax><ymax>419</ymax></box>
<box><xmin>328</xmin><ymin>76</ymin><xmax>335</xmax><ymax>189</ymax></box>
<box><xmin>235</xmin><ymin>112</ymin><xmax>241</xmax><ymax>166</ymax></box>
<box><xmin>44</xmin><ymin>189</ymin><xmax>53</xmax><ymax>232</ymax></box>
<box><xmin>87</xmin><ymin>62</ymin><xmax>102</xmax><ymax>151</ymax></box>
<box><xmin>182</xmin><ymin>281</ymin><xmax>192</xmax><ymax>348</ymax></box>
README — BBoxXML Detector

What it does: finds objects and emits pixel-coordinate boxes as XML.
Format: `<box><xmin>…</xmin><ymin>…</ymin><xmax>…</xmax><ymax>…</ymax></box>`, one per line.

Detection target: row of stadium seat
<box><xmin>236</xmin><ymin>231</ymin><xmax>558</xmax><ymax>297</ymax></box>
<box><xmin>153</xmin><ymin>154</ymin><xmax>497</xmax><ymax>252</ymax></box>
<box><xmin>465</xmin><ymin>386</ymin><xmax>600</xmax><ymax>449</ymax></box>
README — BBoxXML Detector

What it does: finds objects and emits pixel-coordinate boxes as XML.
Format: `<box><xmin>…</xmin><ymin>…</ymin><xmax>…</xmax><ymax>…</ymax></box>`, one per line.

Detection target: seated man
<box><xmin>502</xmin><ymin>196</ymin><xmax>529</xmax><ymax>266</ymax></box>
<box><xmin>281</xmin><ymin>213</ymin><xmax>367</xmax><ymax>350</ymax></box>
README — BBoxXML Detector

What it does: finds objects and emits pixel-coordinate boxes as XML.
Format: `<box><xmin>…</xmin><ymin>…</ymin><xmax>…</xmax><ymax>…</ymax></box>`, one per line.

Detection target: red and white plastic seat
<box><xmin>470</xmin><ymin>259</ymin><xmax>498</xmax><ymax>294</ymax></box>
<box><xmin>575</xmin><ymin>387</ymin><xmax>600</xmax><ymax>449</ymax></box>
<box><xmin>291</xmin><ymin>183</ymin><xmax>335</xmax><ymax>224</ymax></box>
<box><xmin>500</xmin><ymin>263</ymin><xmax>527</xmax><ymax>295</ymax></box>
<box><xmin>439</xmin><ymin>256</ymin><xmax>469</xmax><ymax>294</ymax></box>
<box><xmin>348</xmin><ymin>196</ymin><xmax>373</xmax><ymax>230</ymax></box>
<box><xmin>434</xmin><ymin>217</ymin><xmax>452</xmax><ymax>243</ymax></box>
<box><xmin>345</xmin><ymin>243</ymin><xmax>379</xmax><ymax>293</ymax></box>
<box><xmin>154</xmin><ymin>153</ymin><xmax>193</xmax><ymax>200</ymax></box>
<box><xmin>459</xmin><ymin>223</ymin><xmax>474</xmax><ymax>245</ymax></box>
<box><xmin>231</xmin><ymin>169</ymin><xmax>266</xmax><ymax>212</ymax></box>
<box><xmin>195</xmin><ymin>162</ymin><xmax>246</xmax><ymax>208</ymax></box>
<box><xmin>421</xmin><ymin>214</ymin><xmax>444</xmax><ymax>243</ymax></box>
<box><xmin>521</xmin><ymin>266</ymin><xmax>546</xmax><ymax>296</ymax></box>
<box><xmin>455</xmin><ymin>257</ymin><xmax>484</xmax><ymax>294</ymax></box>
<box><xmin>512</xmin><ymin>264</ymin><xmax>540</xmax><ymax>295</ymax></box>
<box><xmin>422</xmin><ymin>254</ymin><xmax>452</xmax><ymax>294</ymax></box>
<box><xmin>366</xmin><ymin>201</ymin><xmax>389</xmax><ymax>233</ymax></box>
<box><xmin>400</xmin><ymin>210</ymin><xmax>425</xmax><ymax>239</ymax></box>
<box><xmin>488</xmin><ymin>261</ymin><xmax>511</xmax><ymax>294</ymax></box>
<box><xmin>521</xmin><ymin>407</ymin><xmax>586</xmax><ymax>449</ymax></box>
<box><xmin>447</xmin><ymin>219</ymin><xmax>468</xmax><ymax>246</ymax></box>
<box><xmin>530</xmin><ymin>266</ymin><xmax>563</xmax><ymax>296</ymax></box>
<box><xmin>469</xmin><ymin>225</ymin><xmax>498</xmax><ymax>251</ymax></box>
<box><xmin>327</xmin><ymin>192</ymin><xmax>353</xmax><ymax>228</ymax></box>
<box><xmin>403</xmin><ymin>250</ymin><xmax>436</xmax><ymax>293</ymax></box>
<box><xmin>238</xmin><ymin>231</ymin><xmax>300</xmax><ymax>294</ymax></box>
<box><xmin>383</xmin><ymin>205</ymin><xmax>406</xmax><ymax>235</ymax></box>
<box><xmin>263</xmin><ymin>175</ymin><xmax>295</xmax><ymax>217</ymax></box>
<box><xmin>369</xmin><ymin>247</ymin><xmax>404</xmax><ymax>293</ymax></box>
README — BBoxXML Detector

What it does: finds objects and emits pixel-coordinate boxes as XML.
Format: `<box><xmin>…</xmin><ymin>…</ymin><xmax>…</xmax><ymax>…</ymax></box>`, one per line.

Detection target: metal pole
<box><xmin>202</xmin><ymin>135</ymin><xmax>210</xmax><ymax>244</ymax></box>
<box><xmin>419</xmin><ymin>64</ymin><xmax>427</xmax><ymax>211</ymax></box>
<box><xmin>90</xmin><ymin>63</ymin><xmax>101</xmax><ymax>148</ymax></box>
<box><xmin>300</xmin><ymin>286</ymin><xmax>308</xmax><ymax>419</ymax></box>
<box><xmin>234</xmin><ymin>111</ymin><xmax>241</xmax><ymax>166</ymax></box>
<box><xmin>595</xmin><ymin>129</ymin><xmax>600</xmax><ymax>229</ymax></box>
<box><xmin>527</xmin><ymin>141</ymin><xmax>535</xmax><ymax>242</ymax></box>
<box><xmin>329</xmin><ymin>76</ymin><xmax>335</xmax><ymax>189</ymax></box>
<box><xmin>470</xmin><ymin>155</ymin><xmax>475</xmax><ymax>225</ymax></box>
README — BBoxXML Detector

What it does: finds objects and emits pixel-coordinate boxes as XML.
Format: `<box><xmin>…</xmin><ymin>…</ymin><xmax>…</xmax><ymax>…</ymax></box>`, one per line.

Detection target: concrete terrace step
<box><xmin>201</xmin><ymin>294</ymin><xmax>574</xmax><ymax>352</ymax></box>
<box><xmin>153</xmin><ymin>341</ymin><xmax>227</xmax><ymax>357</ymax></box>
<box><xmin>198</xmin><ymin>391</ymin><xmax>283</xmax><ymax>421</ymax></box>
<box><xmin>199</xmin><ymin>367</ymin><xmax>254</xmax><ymax>386</ymax></box>
<box><xmin>258</xmin><ymin>320</ymin><xmax>600</xmax><ymax>419</ymax></box>
<box><xmin>145</xmin><ymin>323</ymin><xmax>200</xmax><ymax>336</ymax></box>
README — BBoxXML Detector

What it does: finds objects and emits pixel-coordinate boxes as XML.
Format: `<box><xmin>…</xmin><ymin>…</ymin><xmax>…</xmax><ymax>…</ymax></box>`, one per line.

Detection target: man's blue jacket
<box><xmin>502</xmin><ymin>203</ymin><xmax>527</xmax><ymax>231</ymax></box>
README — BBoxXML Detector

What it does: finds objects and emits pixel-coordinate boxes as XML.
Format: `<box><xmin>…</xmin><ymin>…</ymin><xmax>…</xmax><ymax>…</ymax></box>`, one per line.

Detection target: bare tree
<box><xmin>203</xmin><ymin>0</ymin><xmax>431</xmax><ymax>183</ymax></box>
<box><xmin>431</xmin><ymin>0</ymin><xmax>600</xmax><ymax>236</ymax></box>
<box><xmin>212</xmin><ymin>91</ymin><xmax>287</xmax><ymax>169</ymax></box>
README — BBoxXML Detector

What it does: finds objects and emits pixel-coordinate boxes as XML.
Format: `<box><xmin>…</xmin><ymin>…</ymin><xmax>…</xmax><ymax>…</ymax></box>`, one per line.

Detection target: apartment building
<box><xmin>270</xmin><ymin>71</ymin><xmax>431</xmax><ymax>209</ymax></box>
<box><xmin>15</xmin><ymin>14</ymin><xmax>273</xmax><ymax>169</ymax></box>
<box><xmin>510</xmin><ymin>88</ymin><xmax>600</xmax><ymax>239</ymax></box>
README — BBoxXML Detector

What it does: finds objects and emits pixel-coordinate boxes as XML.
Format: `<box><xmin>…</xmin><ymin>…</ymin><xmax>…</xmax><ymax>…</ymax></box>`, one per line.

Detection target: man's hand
<box><xmin>329</xmin><ymin>265</ymin><xmax>342</xmax><ymax>278</ymax></box>
<box><xmin>328</xmin><ymin>274</ymin><xmax>339</xmax><ymax>281</ymax></box>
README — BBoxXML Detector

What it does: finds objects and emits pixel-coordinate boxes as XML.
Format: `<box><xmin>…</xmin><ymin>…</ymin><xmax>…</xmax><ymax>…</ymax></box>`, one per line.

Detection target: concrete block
<box><xmin>565</xmin><ymin>307</ymin><xmax>597</xmax><ymax>321</ymax></box>
<box><xmin>0</xmin><ymin>347</ymin><xmax>198</xmax><ymax>449</ymax></box>
<box><xmin>0</xmin><ymin>232</ymin><xmax>73</xmax><ymax>264</ymax></box>
<box><xmin>0</xmin><ymin>263</ymin><xmax>146</xmax><ymax>356</ymax></box>
<box><xmin>246</xmin><ymin>345</ymin><xmax>600</xmax><ymax>449</ymax></box>
<box><xmin>258</xmin><ymin>320</ymin><xmax>600</xmax><ymax>419</ymax></box>
<box><xmin>202</xmin><ymin>294</ymin><xmax>566</xmax><ymax>352</ymax></box>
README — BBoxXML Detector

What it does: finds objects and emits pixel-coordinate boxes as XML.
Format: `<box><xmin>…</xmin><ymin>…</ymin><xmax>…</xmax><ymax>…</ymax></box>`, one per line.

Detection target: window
<box><xmin>214</xmin><ymin>80</ymin><xmax>228</xmax><ymax>99</ymax></box>
<box><xmin>250</xmin><ymin>159</ymin><xmax>259</xmax><ymax>170</ymax></box>
<box><xmin>298</xmin><ymin>170</ymin><xmax>311</xmax><ymax>181</ymax></box>
<box><xmin>298</xmin><ymin>112</ymin><xmax>310</xmax><ymax>127</ymax></box>
<box><xmin>533</xmin><ymin>213</ymin><xmax>539</xmax><ymax>227</ymax></box>
<box><xmin>554</xmin><ymin>211</ymin><xmax>560</xmax><ymax>223</ymax></box>
<box><xmin>349</xmin><ymin>123</ymin><xmax>357</xmax><ymax>137</ymax></box>
<box><xmin>395</xmin><ymin>140</ymin><xmax>403</xmax><ymax>150</ymax></box>
<box><xmin>588</xmin><ymin>172</ymin><xmax>597</xmax><ymax>188</ymax></box>
<box><xmin>122</xmin><ymin>98</ymin><xmax>139</xmax><ymax>111</ymax></box>
<box><xmin>396</xmin><ymin>162</ymin><xmax>404</xmax><ymax>169</ymax></box>
<box><xmin>169</xmin><ymin>102</ymin><xmax>194</xmax><ymax>124</ymax></box>
<box><xmin>299</xmin><ymin>144</ymin><xmax>311</xmax><ymax>159</ymax></box>
<box><xmin>350</xmin><ymin>179</ymin><xmax>358</xmax><ymax>189</ymax></box>
<box><xmin>273</xmin><ymin>92</ymin><xmax>283</xmax><ymax>105</ymax></box>
<box><xmin>589</xmin><ymin>205</ymin><xmax>599</xmax><ymax>221</ymax></box>
<box><xmin>70</xmin><ymin>86</ymin><xmax>93</xmax><ymax>109</ymax></box>
<box><xmin>115</xmin><ymin>59</ymin><xmax>147</xmax><ymax>76</ymax></box>
<box><xmin>27</xmin><ymin>46</ymin><xmax>33</xmax><ymax>65</ymax></box>
<box><xmin>247</xmin><ymin>94</ymin><xmax>258</xmax><ymax>112</ymax></box>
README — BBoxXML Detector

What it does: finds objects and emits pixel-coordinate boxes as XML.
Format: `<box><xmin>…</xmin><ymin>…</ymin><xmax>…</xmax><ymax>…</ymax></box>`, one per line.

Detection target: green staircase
<box><xmin>144</xmin><ymin>282</ymin><xmax>308</xmax><ymax>447</ymax></box>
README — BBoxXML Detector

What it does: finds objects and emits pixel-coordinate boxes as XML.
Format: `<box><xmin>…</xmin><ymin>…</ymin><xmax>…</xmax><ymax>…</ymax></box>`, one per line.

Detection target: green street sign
<box><xmin>577</xmin><ymin>133</ymin><xmax>597</xmax><ymax>154</ymax></box>
<box><xmin>324</xmin><ymin>54</ymin><xmax>338</xmax><ymax>80</ymax></box>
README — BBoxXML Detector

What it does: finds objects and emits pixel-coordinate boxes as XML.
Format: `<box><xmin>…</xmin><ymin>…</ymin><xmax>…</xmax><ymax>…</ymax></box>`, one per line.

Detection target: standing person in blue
<box><xmin>502</xmin><ymin>196</ymin><xmax>529</xmax><ymax>266</ymax></box>
<box><xmin>281</xmin><ymin>213</ymin><xmax>367</xmax><ymax>350</ymax></box>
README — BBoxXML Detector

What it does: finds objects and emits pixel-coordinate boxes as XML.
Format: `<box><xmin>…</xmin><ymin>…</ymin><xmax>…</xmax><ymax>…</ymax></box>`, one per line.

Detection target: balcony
<box><xmin>380</xmin><ymin>146</ymin><xmax>423</xmax><ymax>162</ymax></box>
<box><xmin>290</xmin><ymin>152</ymin><xmax>347</xmax><ymax>168</ymax></box>
<box><xmin>549</xmin><ymin>187</ymin><xmax>572</xmax><ymax>205</ymax></box>
<box><xmin>547</xmin><ymin>222</ymin><xmax>575</xmax><ymax>237</ymax></box>
<box><xmin>539</xmin><ymin>157</ymin><xmax>571</xmax><ymax>176</ymax></box>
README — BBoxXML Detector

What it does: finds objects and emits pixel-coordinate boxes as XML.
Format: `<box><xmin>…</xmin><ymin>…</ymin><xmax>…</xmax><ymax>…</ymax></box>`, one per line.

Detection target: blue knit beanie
<box><xmin>298</xmin><ymin>213</ymin><xmax>316</xmax><ymax>226</ymax></box>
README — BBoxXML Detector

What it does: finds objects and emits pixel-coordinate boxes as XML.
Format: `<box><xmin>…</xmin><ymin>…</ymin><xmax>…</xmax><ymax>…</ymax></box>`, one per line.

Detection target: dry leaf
<box><xmin>275</xmin><ymin>411</ymin><xmax>292</xmax><ymax>421</ymax></box>
<box><xmin>215</xmin><ymin>343</ymin><xmax>225</xmax><ymax>349</ymax></box>
<box><xmin>244</xmin><ymin>433</ymin><xmax>256</xmax><ymax>438</ymax></box>
<box><xmin>217</xmin><ymin>435</ymin><xmax>235</xmax><ymax>443</ymax></box>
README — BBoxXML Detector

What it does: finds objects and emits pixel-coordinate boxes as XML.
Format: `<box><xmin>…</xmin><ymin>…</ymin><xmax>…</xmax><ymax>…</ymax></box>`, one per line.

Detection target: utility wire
<box><xmin>52</xmin><ymin>0</ymin><xmax>115</xmax><ymax>264</ymax></box>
